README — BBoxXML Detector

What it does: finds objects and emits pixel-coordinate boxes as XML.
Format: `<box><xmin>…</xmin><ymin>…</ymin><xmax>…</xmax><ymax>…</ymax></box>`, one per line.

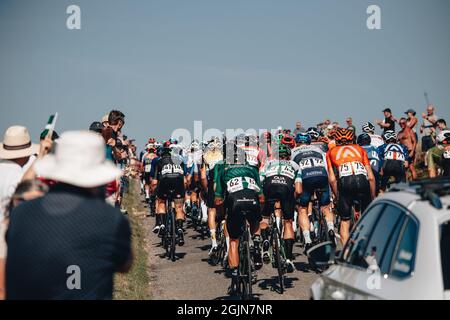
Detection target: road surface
<box><xmin>142</xmin><ymin>200</ymin><xmax>320</xmax><ymax>300</ymax></box>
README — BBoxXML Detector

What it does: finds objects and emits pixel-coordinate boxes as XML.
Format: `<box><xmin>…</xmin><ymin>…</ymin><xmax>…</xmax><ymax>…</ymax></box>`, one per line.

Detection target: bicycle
<box><xmin>267</xmin><ymin>201</ymin><xmax>287</xmax><ymax>294</ymax></box>
<box><xmin>162</xmin><ymin>190</ymin><xmax>178</xmax><ymax>262</ymax></box>
<box><xmin>310</xmin><ymin>189</ymin><xmax>330</xmax><ymax>244</ymax></box>
<box><xmin>209</xmin><ymin>220</ymin><xmax>226</xmax><ymax>267</ymax></box>
<box><xmin>229</xmin><ymin>211</ymin><xmax>255</xmax><ymax>300</ymax></box>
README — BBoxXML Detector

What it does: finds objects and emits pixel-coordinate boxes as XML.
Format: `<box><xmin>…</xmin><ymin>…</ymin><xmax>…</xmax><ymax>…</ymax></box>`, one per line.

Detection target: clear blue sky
<box><xmin>1</xmin><ymin>0</ymin><xmax>449</xmax><ymax>148</ymax></box>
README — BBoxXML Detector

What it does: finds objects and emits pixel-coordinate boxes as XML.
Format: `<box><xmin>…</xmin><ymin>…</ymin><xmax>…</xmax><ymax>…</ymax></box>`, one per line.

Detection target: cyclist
<box><xmin>186</xmin><ymin>140</ymin><xmax>203</xmax><ymax>221</ymax></box>
<box><xmin>327</xmin><ymin>128</ymin><xmax>376</xmax><ymax>245</ymax></box>
<box><xmin>260</xmin><ymin>143</ymin><xmax>300</xmax><ymax>272</ymax></box>
<box><xmin>142</xmin><ymin>143</ymin><xmax>158</xmax><ymax>202</ymax></box>
<box><xmin>427</xmin><ymin>130</ymin><xmax>450</xmax><ymax>178</ymax></box>
<box><xmin>214</xmin><ymin>142</ymin><xmax>264</xmax><ymax>292</ymax></box>
<box><xmin>292</xmin><ymin>133</ymin><xmax>334</xmax><ymax>251</ymax></box>
<box><xmin>357</xmin><ymin>133</ymin><xmax>381</xmax><ymax>195</ymax></box>
<box><xmin>151</xmin><ymin>144</ymin><xmax>188</xmax><ymax>246</ymax></box>
<box><xmin>362</xmin><ymin>122</ymin><xmax>384</xmax><ymax>148</ymax></box>
<box><xmin>200</xmin><ymin>137</ymin><xmax>224</xmax><ymax>257</ymax></box>
<box><xmin>241</xmin><ymin>134</ymin><xmax>266</xmax><ymax>171</ymax></box>
<box><xmin>377</xmin><ymin>130</ymin><xmax>410</xmax><ymax>191</ymax></box>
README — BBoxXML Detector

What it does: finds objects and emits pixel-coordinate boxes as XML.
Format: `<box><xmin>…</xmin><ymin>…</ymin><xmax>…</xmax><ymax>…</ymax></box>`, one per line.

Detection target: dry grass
<box><xmin>113</xmin><ymin>178</ymin><xmax>151</xmax><ymax>300</ymax></box>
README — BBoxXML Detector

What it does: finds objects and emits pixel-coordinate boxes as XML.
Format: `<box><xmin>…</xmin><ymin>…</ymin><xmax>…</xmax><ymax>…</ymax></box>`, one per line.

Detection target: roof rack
<box><xmin>389</xmin><ymin>178</ymin><xmax>450</xmax><ymax>209</ymax></box>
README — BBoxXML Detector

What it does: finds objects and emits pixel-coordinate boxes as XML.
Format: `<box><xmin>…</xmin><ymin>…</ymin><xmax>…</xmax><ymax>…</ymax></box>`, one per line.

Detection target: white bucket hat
<box><xmin>34</xmin><ymin>130</ymin><xmax>122</xmax><ymax>188</ymax></box>
<box><xmin>0</xmin><ymin>125</ymin><xmax>39</xmax><ymax>160</ymax></box>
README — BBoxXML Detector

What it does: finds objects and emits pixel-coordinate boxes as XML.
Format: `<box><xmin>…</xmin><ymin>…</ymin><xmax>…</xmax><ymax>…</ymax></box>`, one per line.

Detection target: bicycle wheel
<box><xmin>246</xmin><ymin>233</ymin><xmax>253</xmax><ymax>299</ymax></box>
<box><xmin>273</xmin><ymin>230</ymin><xmax>284</xmax><ymax>294</ymax></box>
<box><xmin>169</xmin><ymin>207</ymin><xmax>177</xmax><ymax>262</ymax></box>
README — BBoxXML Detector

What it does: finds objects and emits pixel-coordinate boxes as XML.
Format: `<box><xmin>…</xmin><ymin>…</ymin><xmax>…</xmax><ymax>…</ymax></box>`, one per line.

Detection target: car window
<box><xmin>389</xmin><ymin>216</ymin><xmax>418</xmax><ymax>278</ymax></box>
<box><xmin>360</xmin><ymin>204</ymin><xmax>405</xmax><ymax>271</ymax></box>
<box><xmin>342</xmin><ymin>204</ymin><xmax>384</xmax><ymax>267</ymax></box>
<box><xmin>440</xmin><ymin>221</ymin><xmax>450</xmax><ymax>290</ymax></box>
<box><xmin>379</xmin><ymin>208</ymin><xmax>408</xmax><ymax>274</ymax></box>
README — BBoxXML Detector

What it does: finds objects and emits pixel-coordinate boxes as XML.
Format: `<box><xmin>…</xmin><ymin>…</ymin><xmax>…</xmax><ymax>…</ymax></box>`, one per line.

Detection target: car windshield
<box><xmin>441</xmin><ymin>220</ymin><xmax>450</xmax><ymax>290</ymax></box>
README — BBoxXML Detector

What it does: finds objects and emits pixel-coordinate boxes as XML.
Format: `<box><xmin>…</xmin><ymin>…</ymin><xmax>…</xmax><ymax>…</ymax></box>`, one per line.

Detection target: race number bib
<box><xmin>226</xmin><ymin>177</ymin><xmax>260</xmax><ymax>193</ymax></box>
<box><xmin>144</xmin><ymin>164</ymin><xmax>151</xmax><ymax>173</ymax></box>
<box><xmin>339</xmin><ymin>161</ymin><xmax>367</xmax><ymax>178</ymax></box>
<box><xmin>226</xmin><ymin>177</ymin><xmax>244</xmax><ymax>193</ymax></box>
<box><xmin>279</xmin><ymin>165</ymin><xmax>295</xmax><ymax>179</ymax></box>
<box><xmin>385</xmin><ymin>151</ymin><xmax>405</xmax><ymax>161</ymax></box>
<box><xmin>246</xmin><ymin>154</ymin><xmax>259</xmax><ymax>166</ymax></box>
<box><xmin>299</xmin><ymin>158</ymin><xmax>324</xmax><ymax>169</ymax></box>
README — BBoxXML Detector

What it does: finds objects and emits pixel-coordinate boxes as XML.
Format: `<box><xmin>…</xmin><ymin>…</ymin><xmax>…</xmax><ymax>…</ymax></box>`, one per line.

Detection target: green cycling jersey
<box><xmin>214</xmin><ymin>160</ymin><xmax>263</xmax><ymax>199</ymax></box>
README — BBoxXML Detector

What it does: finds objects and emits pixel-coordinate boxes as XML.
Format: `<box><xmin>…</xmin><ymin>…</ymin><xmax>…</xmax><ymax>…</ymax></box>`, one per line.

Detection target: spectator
<box><xmin>89</xmin><ymin>121</ymin><xmax>104</xmax><ymax>134</ymax></box>
<box><xmin>101</xmin><ymin>114</ymin><xmax>109</xmax><ymax>127</ymax></box>
<box><xmin>397</xmin><ymin>117</ymin><xmax>417</xmax><ymax>180</ymax></box>
<box><xmin>5</xmin><ymin>131</ymin><xmax>132</xmax><ymax>300</ymax></box>
<box><xmin>377</xmin><ymin>108</ymin><xmax>396</xmax><ymax>133</ymax></box>
<box><xmin>293</xmin><ymin>121</ymin><xmax>306</xmax><ymax>135</ymax></box>
<box><xmin>405</xmin><ymin>108</ymin><xmax>418</xmax><ymax>140</ymax></box>
<box><xmin>0</xmin><ymin>126</ymin><xmax>40</xmax><ymax>221</ymax></box>
<box><xmin>346</xmin><ymin>117</ymin><xmax>356</xmax><ymax>134</ymax></box>
<box><xmin>0</xmin><ymin>179</ymin><xmax>49</xmax><ymax>300</ymax></box>
<box><xmin>420</xmin><ymin>104</ymin><xmax>438</xmax><ymax>152</ymax></box>
<box><xmin>436</xmin><ymin>119</ymin><xmax>448</xmax><ymax>134</ymax></box>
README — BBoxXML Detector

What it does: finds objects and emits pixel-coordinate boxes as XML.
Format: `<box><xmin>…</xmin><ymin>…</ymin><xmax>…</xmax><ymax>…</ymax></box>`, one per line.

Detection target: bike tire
<box><xmin>246</xmin><ymin>232</ymin><xmax>253</xmax><ymax>299</ymax></box>
<box><xmin>170</xmin><ymin>208</ymin><xmax>177</xmax><ymax>262</ymax></box>
<box><xmin>273</xmin><ymin>231</ymin><xmax>284</xmax><ymax>294</ymax></box>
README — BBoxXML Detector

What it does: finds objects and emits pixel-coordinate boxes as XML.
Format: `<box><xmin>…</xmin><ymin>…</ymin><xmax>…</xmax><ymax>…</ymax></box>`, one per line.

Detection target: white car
<box><xmin>310</xmin><ymin>179</ymin><xmax>450</xmax><ymax>300</ymax></box>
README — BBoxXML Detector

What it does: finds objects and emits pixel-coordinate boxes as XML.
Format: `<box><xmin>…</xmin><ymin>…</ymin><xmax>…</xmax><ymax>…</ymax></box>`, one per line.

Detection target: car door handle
<box><xmin>330</xmin><ymin>290</ymin><xmax>346</xmax><ymax>300</ymax></box>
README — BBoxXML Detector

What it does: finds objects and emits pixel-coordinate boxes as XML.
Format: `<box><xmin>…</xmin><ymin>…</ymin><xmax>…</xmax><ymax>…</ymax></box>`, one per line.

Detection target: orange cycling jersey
<box><xmin>327</xmin><ymin>144</ymin><xmax>370</xmax><ymax>178</ymax></box>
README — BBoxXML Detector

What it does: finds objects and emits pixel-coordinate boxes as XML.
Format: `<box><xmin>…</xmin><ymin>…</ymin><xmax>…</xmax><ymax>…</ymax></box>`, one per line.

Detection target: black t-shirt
<box><xmin>384</xmin><ymin>117</ymin><xmax>396</xmax><ymax>133</ymax></box>
<box><xmin>5</xmin><ymin>184</ymin><xmax>131</xmax><ymax>300</ymax></box>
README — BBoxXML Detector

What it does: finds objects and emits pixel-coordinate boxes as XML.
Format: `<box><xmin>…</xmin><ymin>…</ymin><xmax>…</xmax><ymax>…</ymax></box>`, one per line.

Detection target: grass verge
<box><xmin>113</xmin><ymin>178</ymin><xmax>150</xmax><ymax>300</ymax></box>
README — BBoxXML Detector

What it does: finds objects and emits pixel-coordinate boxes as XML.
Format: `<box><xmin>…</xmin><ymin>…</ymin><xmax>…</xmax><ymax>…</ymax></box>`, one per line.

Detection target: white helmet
<box><xmin>382</xmin><ymin>130</ymin><xmax>397</xmax><ymax>142</ymax></box>
<box><xmin>362</xmin><ymin>122</ymin><xmax>376</xmax><ymax>133</ymax></box>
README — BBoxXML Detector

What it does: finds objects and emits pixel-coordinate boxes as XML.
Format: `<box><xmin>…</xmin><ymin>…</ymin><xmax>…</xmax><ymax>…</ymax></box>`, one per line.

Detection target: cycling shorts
<box><xmin>156</xmin><ymin>176</ymin><xmax>185</xmax><ymax>201</ymax></box>
<box><xmin>298</xmin><ymin>175</ymin><xmax>330</xmax><ymax>207</ymax></box>
<box><xmin>337</xmin><ymin>175</ymin><xmax>371</xmax><ymax>221</ymax></box>
<box><xmin>381</xmin><ymin>160</ymin><xmax>406</xmax><ymax>190</ymax></box>
<box><xmin>225</xmin><ymin>189</ymin><xmax>261</xmax><ymax>239</ymax></box>
<box><xmin>263</xmin><ymin>177</ymin><xmax>295</xmax><ymax>220</ymax></box>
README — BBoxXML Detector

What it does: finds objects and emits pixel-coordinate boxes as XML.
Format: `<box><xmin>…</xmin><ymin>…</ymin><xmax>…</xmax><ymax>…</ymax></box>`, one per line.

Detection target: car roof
<box><xmin>376</xmin><ymin>185</ymin><xmax>450</xmax><ymax>225</ymax></box>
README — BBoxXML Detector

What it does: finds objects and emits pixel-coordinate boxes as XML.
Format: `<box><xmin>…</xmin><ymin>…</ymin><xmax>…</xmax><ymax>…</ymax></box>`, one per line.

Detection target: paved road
<box><xmin>142</xmin><ymin>200</ymin><xmax>320</xmax><ymax>300</ymax></box>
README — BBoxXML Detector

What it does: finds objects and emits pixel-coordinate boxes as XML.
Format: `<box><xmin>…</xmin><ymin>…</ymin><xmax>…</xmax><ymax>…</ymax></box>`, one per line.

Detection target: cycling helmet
<box><xmin>362</xmin><ymin>122</ymin><xmax>376</xmax><ymax>134</ymax></box>
<box><xmin>207</xmin><ymin>137</ymin><xmax>222</xmax><ymax>150</ymax></box>
<box><xmin>357</xmin><ymin>133</ymin><xmax>372</xmax><ymax>146</ymax></box>
<box><xmin>334</xmin><ymin>128</ymin><xmax>355</xmax><ymax>145</ymax></box>
<box><xmin>436</xmin><ymin>130</ymin><xmax>450</xmax><ymax>145</ymax></box>
<box><xmin>160</xmin><ymin>146</ymin><xmax>172</xmax><ymax>156</ymax></box>
<box><xmin>382</xmin><ymin>130</ymin><xmax>397</xmax><ymax>143</ymax></box>
<box><xmin>281</xmin><ymin>135</ymin><xmax>296</xmax><ymax>149</ymax></box>
<box><xmin>306</xmin><ymin>127</ymin><xmax>320</xmax><ymax>141</ymax></box>
<box><xmin>171</xmin><ymin>138</ymin><xmax>179</xmax><ymax>145</ymax></box>
<box><xmin>190</xmin><ymin>140</ymin><xmax>200</xmax><ymax>151</ymax></box>
<box><xmin>318</xmin><ymin>136</ymin><xmax>330</xmax><ymax>144</ymax></box>
<box><xmin>277</xmin><ymin>144</ymin><xmax>291</xmax><ymax>158</ymax></box>
<box><xmin>148</xmin><ymin>137</ymin><xmax>156</xmax><ymax>144</ymax></box>
<box><xmin>163</xmin><ymin>140</ymin><xmax>172</xmax><ymax>148</ymax></box>
<box><xmin>295</xmin><ymin>132</ymin><xmax>311</xmax><ymax>145</ymax></box>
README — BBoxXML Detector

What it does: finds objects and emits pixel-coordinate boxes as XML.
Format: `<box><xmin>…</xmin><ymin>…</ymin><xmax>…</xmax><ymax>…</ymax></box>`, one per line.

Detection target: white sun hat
<box><xmin>0</xmin><ymin>125</ymin><xmax>40</xmax><ymax>160</ymax></box>
<box><xmin>34</xmin><ymin>130</ymin><xmax>122</xmax><ymax>188</ymax></box>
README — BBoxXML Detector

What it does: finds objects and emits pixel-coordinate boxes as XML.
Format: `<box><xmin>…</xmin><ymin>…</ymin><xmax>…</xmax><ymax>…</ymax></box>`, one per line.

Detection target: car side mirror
<box><xmin>307</xmin><ymin>241</ymin><xmax>336</xmax><ymax>266</ymax></box>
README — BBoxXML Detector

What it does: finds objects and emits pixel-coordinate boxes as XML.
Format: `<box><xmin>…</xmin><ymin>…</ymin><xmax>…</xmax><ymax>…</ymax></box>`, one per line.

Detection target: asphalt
<box><xmin>142</xmin><ymin>200</ymin><xmax>321</xmax><ymax>300</ymax></box>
